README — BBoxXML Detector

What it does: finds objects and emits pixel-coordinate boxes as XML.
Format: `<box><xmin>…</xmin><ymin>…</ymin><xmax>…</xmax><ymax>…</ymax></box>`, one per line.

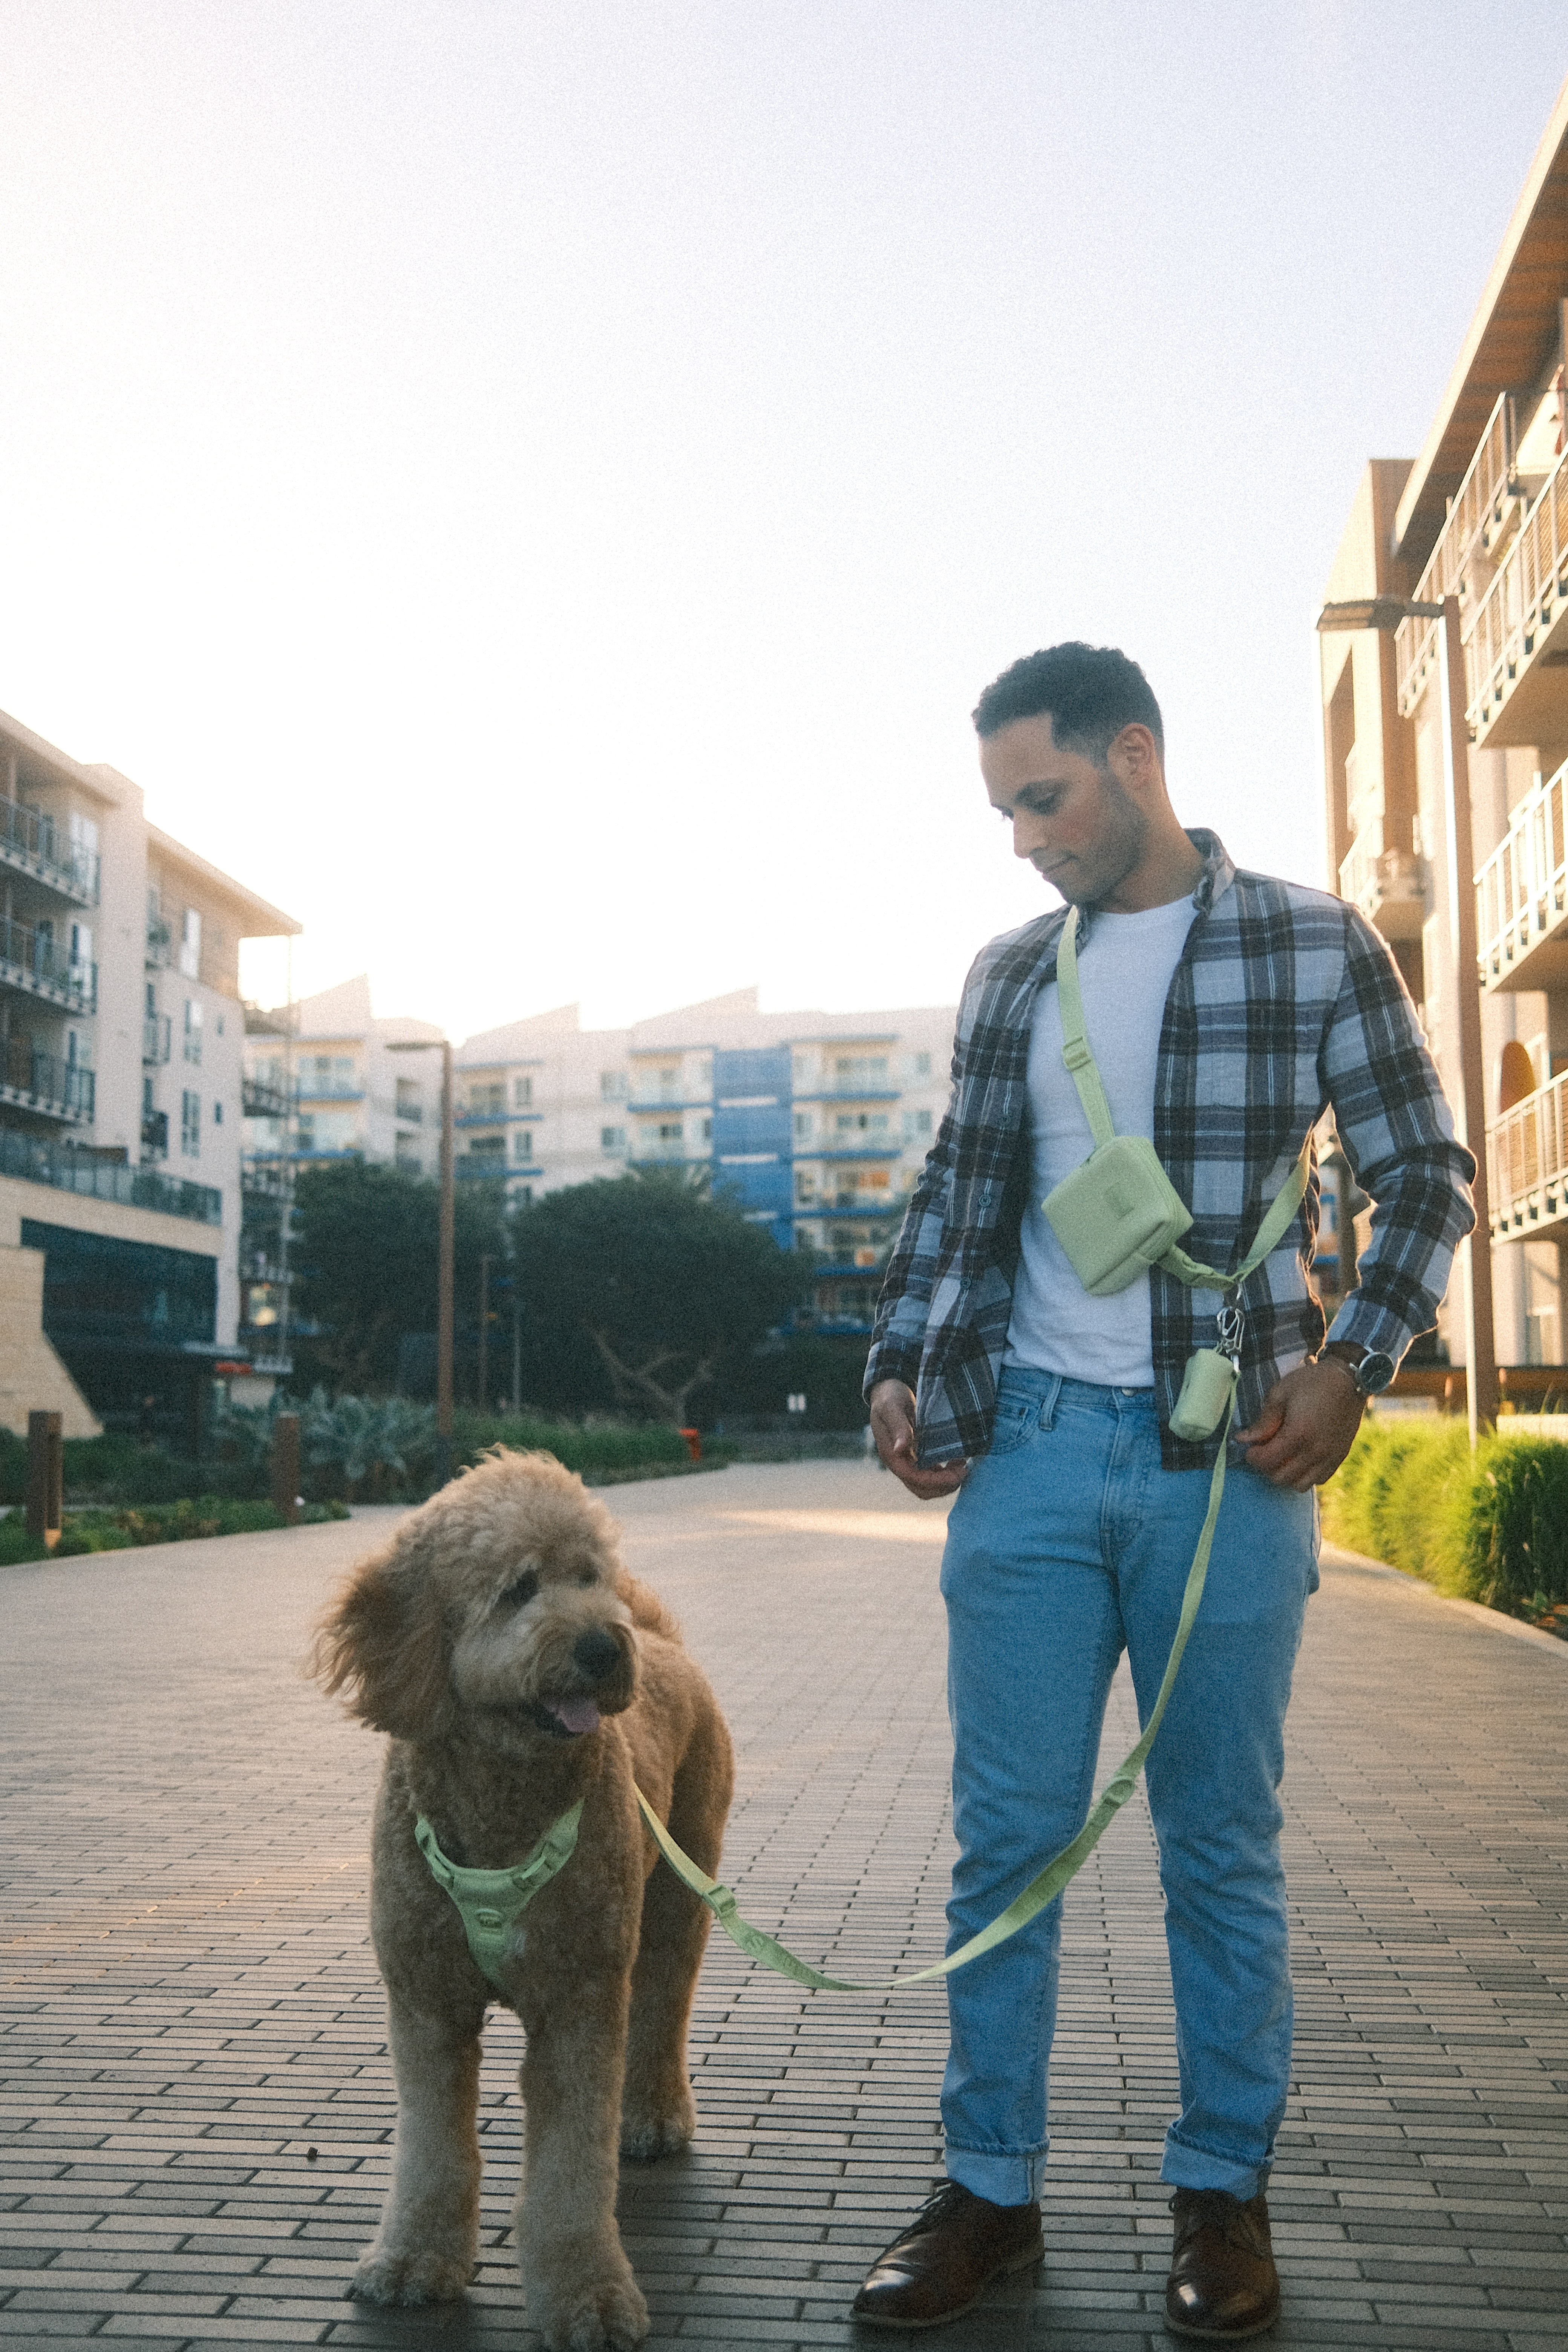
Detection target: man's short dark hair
<box><xmin>972</xmin><ymin>642</ymin><xmax>1164</xmax><ymax>761</ymax></box>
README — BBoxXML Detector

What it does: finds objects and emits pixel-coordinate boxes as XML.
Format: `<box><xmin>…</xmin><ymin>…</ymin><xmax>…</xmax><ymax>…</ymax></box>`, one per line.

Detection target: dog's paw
<box><xmin>620</xmin><ymin>2082</ymin><xmax>696</xmax><ymax>2162</ymax></box>
<box><xmin>619</xmin><ymin>2109</ymin><xmax>695</xmax><ymax>2163</ymax></box>
<box><xmin>347</xmin><ymin>2248</ymin><xmax>473</xmax><ymax>2307</ymax></box>
<box><xmin>536</xmin><ymin>2270</ymin><xmax>650</xmax><ymax>2352</ymax></box>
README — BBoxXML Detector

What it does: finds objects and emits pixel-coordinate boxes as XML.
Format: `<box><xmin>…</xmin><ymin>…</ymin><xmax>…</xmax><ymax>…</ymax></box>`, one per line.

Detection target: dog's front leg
<box><xmin>349</xmin><ymin>1996</ymin><xmax>484</xmax><ymax>2308</ymax></box>
<box><xmin>517</xmin><ymin>1975</ymin><xmax>649</xmax><ymax>2352</ymax></box>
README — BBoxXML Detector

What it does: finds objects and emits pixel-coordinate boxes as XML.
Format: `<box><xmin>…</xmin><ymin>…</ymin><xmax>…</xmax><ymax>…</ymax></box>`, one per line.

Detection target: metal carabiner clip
<box><xmin>1216</xmin><ymin>1297</ymin><xmax>1245</xmax><ymax>1368</ymax></box>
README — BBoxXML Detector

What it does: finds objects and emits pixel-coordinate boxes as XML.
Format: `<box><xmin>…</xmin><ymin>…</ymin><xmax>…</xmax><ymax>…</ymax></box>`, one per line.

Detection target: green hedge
<box><xmin>1322</xmin><ymin>1418</ymin><xmax>1568</xmax><ymax>1619</ymax></box>
<box><xmin>454</xmin><ymin>1413</ymin><xmax>738</xmax><ymax>1485</ymax></box>
<box><xmin>0</xmin><ymin>1496</ymin><xmax>350</xmax><ymax>1568</ymax></box>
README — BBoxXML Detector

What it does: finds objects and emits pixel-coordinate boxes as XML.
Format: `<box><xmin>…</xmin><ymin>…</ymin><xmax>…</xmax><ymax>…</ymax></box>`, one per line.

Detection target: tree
<box><xmin>513</xmin><ymin>1169</ymin><xmax>810</xmax><ymax>1425</ymax></box>
<box><xmin>290</xmin><ymin>1159</ymin><xmax>510</xmax><ymax>1393</ymax></box>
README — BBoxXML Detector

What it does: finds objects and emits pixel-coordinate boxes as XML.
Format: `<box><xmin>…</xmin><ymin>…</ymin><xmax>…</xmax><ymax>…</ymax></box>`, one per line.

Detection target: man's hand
<box><xmin>868</xmin><ymin>1379</ymin><xmax>969</xmax><ymax>1499</ymax></box>
<box><xmin>1234</xmin><ymin>1357</ymin><xmax>1366</xmax><ymax>1491</ymax></box>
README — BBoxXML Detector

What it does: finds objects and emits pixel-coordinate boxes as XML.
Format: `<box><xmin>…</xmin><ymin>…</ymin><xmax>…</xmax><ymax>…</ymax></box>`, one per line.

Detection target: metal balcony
<box><xmin>0</xmin><ymin>914</ymin><xmax>95</xmax><ymax>1013</ymax></box>
<box><xmin>0</xmin><ymin>797</ymin><xmax>99</xmax><ymax>905</ymax></box>
<box><xmin>1395</xmin><ymin>392</ymin><xmax>1516</xmax><ymax>714</ymax></box>
<box><xmin>1459</xmin><ymin>435</ymin><xmax>1568</xmax><ymax>749</ymax></box>
<box><xmin>142</xmin><ymin>1013</ymin><xmax>172</xmax><ymax>1066</ymax></box>
<box><xmin>1488</xmin><ymin>1069</ymin><xmax>1568</xmax><ymax>1242</ymax></box>
<box><xmin>242</xmin><ymin>1076</ymin><xmax>292</xmax><ymax>1119</ymax></box>
<box><xmin>1337</xmin><ymin>833</ymin><xmax>1427</xmax><ymax>942</ymax></box>
<box><xmin>1474</xmin><ymin>756</ymin><xmax>1568</xmax><ymax>992</ymax></box>
<box><xmin>0</xmin><ymin>1121</ymin><xmax>219</xmax><ymax>1220</ymax></box>
<box><xmin>1</xmin><ymin>1047</ymin><xmax>95</xmax><ymax>1122</ymax></box>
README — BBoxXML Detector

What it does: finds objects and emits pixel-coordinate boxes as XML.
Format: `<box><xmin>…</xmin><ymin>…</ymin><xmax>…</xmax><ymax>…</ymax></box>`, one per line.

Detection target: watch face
<box><xmin>1358</xmin><ymin>1351</ymin><xmax>1397</xmax><ymax>1396</ymax></box>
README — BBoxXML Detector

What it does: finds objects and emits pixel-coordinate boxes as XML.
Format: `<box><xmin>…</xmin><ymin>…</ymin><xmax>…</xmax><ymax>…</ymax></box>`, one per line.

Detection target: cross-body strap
<box><xmin>1053</xmin><ymin>905</ymin><xmax>1115</xmax><ymax>1148</ymax></box>
<box><xmin>1055</xmin><ymin>902</ymin><xmax>1312</xmax><ymax>1292</ymax></box>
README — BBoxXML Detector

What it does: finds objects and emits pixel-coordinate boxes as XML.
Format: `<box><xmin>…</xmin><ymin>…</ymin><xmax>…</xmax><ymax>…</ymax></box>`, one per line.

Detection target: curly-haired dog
<box><xmin>312</xmin><ymin>1449</ymin><xmax>734</xmax><ymax>2352</ymax></box>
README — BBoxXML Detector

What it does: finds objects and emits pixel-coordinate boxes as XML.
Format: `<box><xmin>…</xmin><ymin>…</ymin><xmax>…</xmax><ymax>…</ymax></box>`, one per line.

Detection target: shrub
<box><xmin>1322</xmin><ymin>1418</ymin><xmax>1568</xmax><ymax>1619</ymax></box>
<box><xmin>0</xmin><ymin>1495</ymin><xmax>351</xmax><ymax>1568</ymax></box>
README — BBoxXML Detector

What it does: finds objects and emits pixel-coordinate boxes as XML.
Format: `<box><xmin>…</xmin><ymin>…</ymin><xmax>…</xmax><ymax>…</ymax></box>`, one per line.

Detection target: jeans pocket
<box><xmin>984</xmin><ymin>1393</ymin><xmax>1040</xmax><ymax>1458</ymax></box>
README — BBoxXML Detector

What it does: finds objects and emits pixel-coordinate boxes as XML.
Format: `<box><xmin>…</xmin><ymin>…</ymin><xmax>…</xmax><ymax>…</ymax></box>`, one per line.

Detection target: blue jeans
<box><xmin>938</xmin><ymin>1368</ymin><xmax>1318</xmax><ymax>2207</ymax></box>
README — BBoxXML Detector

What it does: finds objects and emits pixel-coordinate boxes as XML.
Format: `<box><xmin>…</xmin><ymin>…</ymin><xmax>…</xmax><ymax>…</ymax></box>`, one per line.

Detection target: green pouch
<box><xmin>1043</xmin><ymin>1135</ymin><xmax>1194</xmax><ymax>1297</ymax></box>
<box><xmin>1168</xmin><ymin>1346</ymin><xmax>1240</xmax><ymax>1441</ymax></box>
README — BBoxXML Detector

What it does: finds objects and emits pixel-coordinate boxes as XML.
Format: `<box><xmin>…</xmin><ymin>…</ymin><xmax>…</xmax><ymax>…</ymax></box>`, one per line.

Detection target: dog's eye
<box><xmin>499</xmin><ymin>1570</ymin><xmax>540</xmax><ymax>1611</ymax></box>
<box><xmin>577</xmin><ymin>1570</ymin><xmax>596</xmax><ymax>1587</ymax></box>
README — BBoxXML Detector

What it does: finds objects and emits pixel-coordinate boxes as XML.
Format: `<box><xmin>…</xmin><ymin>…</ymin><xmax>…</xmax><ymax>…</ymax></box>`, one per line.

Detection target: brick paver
<box><xmin>2</xmin><ymin>1461</ymin><xmax>1565</xmax><ymax>2349</ymax></box>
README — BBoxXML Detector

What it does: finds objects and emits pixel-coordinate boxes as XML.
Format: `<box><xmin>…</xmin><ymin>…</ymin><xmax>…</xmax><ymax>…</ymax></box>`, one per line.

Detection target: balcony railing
<box><xmin>0</xmin><ymin>1121</ymin><xmax>219</xmax><ymax>1220</ymax></box>
<box><xmin>456</xmin><ymin>1154</ymin><xmax>510</xmax><ymax>1181</ymax></box>
<box><xmin>1488</xmin><ymin>1069</ymin><xmax>1568</xmax><ymax>1242</ymax></box>
<box><xmin>1395</xmin><ymin>392</ymin><xmax>1516</xmax><ymax>712</ymax></box>
<box><xmin>0</xmin><ymin>914</ymin><xmax>95</xmax><ymax>1012</ymax></box>
<box><xmin>2</xmin><ymin>1044</ymin><xmax>94</xmax><ymax>1121</ymax></box>
<box><xmin>240</xmin><ymin>1161</ymin><xmax>293</xmax><ymax>1201</ymax></box>
<box><xmin>0</xmin><ymin>796</ymin><xmax>100</xmax><ymax>904</ymax></box>
<box><xmin>1461</xmin><ymin>435</ymin><xmax>1568</xmax><ymax>743</ymax></box>
<box><xmin>1337</xmin><ymin>831</ymin><xmax>1427</xmax><ymax>942</ymax></box>
<box><xmin>142</xmin><ymin>1012</ymin><xmax>172</xmax><ymax>1066</ymax></box>
<box><xmin>1474</xmin><ymin>756</ymin><xmax>1568</xmax><ymax>992</ymax></box>
<box><xmin>242</xmin><ymin>1076</ymin><xmax>292</xmax><ymax>1119</ymax></box>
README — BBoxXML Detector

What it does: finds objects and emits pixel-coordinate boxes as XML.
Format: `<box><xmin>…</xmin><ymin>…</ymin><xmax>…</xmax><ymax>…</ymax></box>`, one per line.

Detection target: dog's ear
<box><xmin>311</xmin><ymin>1533</ymin><xmax>450</xmax><ymax>1741</ymax></box>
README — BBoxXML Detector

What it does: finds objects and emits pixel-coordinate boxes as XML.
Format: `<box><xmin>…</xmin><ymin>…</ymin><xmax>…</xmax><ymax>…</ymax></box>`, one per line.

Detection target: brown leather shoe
<box><xmin>852</xmin><ymin>2179</ymin><xmax>1042</xmax><ymax>2329</ymax></box>
<box><xmin>1165</xmin><ymin>2188</ymin><xmax>1280</xmax><ymax>2340</ymax></box>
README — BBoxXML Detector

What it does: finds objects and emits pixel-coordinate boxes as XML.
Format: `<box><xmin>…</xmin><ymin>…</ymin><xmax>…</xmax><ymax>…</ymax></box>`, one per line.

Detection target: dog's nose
<box><xmin>572</xmin><ymin>1628</ymin><xmax>623</xmax><ymax>1684</ymax></box>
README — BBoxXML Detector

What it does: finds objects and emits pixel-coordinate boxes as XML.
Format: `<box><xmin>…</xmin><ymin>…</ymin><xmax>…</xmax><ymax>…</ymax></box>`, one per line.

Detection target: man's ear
<box><xmin>310</xmin><ymin>1530</ymin><xmax>450</xmax><ymax>1741</ymax></box>
<box><xmin>1106</xmin><ymin>722</ymin><xmax>1161</xmax><ymax>796</ymax></box>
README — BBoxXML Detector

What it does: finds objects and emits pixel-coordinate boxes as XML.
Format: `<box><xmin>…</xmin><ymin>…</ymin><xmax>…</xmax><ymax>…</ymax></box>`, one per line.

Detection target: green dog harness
<box><xmin>414</xmin><ymin>1802</ymin><xmax>582</xmax><ymax>1986</ymax></box>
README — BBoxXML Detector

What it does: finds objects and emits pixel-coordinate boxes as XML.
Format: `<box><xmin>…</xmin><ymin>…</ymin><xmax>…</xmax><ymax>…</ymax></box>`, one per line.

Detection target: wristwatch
<box><xmin>1320</xmin><ymin>1343</ymin><xmax>1397</xmax><ymax>1398</ymax></box>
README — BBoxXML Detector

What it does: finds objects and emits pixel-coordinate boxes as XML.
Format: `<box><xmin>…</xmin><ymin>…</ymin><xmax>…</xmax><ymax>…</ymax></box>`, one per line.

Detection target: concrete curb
<box><xmin>1322</xmin><ymin>1540</ymin><xmax>1568</xmax><ymax>1658</ymax></box>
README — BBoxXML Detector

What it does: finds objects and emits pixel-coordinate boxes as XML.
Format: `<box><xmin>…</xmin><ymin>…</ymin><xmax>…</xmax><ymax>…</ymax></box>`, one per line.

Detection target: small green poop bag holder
<box><xmin>1044</xmin><ymin>907</ymin><xmax>1311</xmax><ymax>1439</ymax></box>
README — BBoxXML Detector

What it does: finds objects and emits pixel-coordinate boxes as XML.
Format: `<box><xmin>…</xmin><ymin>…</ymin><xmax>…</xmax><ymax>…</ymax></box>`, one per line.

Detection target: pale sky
<box><xmin>2</xmin><ymin>5</ymin><xmax>1564</xmax><ymax>1038</ymax></box>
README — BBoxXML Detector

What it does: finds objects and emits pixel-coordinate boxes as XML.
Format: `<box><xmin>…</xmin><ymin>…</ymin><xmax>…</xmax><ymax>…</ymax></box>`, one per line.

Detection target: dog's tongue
<box><xmin>550</xmin><ymin>1696</ymin><xmax>601</xmax><ymax>1736</ymax></box>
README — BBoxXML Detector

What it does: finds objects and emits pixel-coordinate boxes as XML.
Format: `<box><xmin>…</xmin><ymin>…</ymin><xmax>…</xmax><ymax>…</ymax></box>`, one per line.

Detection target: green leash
<box><xmin>417</xmin><ymin>1409</ymin><xmax>1231</xmax><ymax>2000</ymax></box>
<box><xmin>632</xmin><ymin>1389</ymin><xmax>1236</xmax><ymax>1995</ymax></box>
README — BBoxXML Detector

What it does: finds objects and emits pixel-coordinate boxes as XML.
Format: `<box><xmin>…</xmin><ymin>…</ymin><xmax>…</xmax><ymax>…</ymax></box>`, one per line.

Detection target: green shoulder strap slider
<box><xmin>414</xmin><ymin>1801</ymin><xmax>583</xmax><ymax>1989</ymax></box>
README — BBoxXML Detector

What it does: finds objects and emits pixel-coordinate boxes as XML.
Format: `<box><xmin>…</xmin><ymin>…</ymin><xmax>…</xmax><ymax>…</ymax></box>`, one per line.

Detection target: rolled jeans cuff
<box><xmin>944</xmin><ymin>2142</ymin><xmax>1047</xmax><ymax>2207</ymax></box>
<box><xmin>1162</xmin><ymin>2126</ymin><xmax>1271</xmax><ymax>2204</ymax></box>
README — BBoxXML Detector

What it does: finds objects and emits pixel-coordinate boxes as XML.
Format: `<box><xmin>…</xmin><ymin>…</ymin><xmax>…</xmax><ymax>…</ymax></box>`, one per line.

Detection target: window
<box><xmin>213</xmin><ymin>1100</ymin><xmax>223</xmax><ymax>1125</ymax></box>
<box><xmin>657</xmin><ymin>1121</ymin><xmax>683</xmax><ymax>1143</ymax></box>
<box><xmin>601</xmin><ymin>1071</ymin><xmax>628</xmax><ymax>1101</ymax></box>
<box><xmin>181</xmin><ymin>1090</ymin><xmax>201</xmax><ymax>1157</ymax></box>
<box><xmin>903</xmin><ymin>1107</ymin><xmax>933</xmax><ymax>1140</ymax></box>
<box><xmin>794</xmin><ymin>1110</ymin><xmax>813</xmax><ymax>1139</ymax></box>
<box><xmin>913</xmin><ymin>1051</ymin><xmax>932</xmax><ymax>1077</ymax></box>
<box><xmin>179</xmin><ymin>908</ymin><xmax>202</xmax><ymax>979</ymax></box>
<box><xmin>601</xmin><ymin>1125</ymin><xmax>627</xmax><ymax>1154</ymax></box>
<box><xmin>795</xmin><ymin>1170</ymin><xmax>818</xmax><ymax>1204</ymax></box>
<box><xmin>469</xmin><ymin>1136</ymin><xmax>505</xmax><ymax>1162</ymax></box>
<box><xmin>70</xmin><ymin>921</ymin><xmax>92</xmax><ymax>972</ymax></box>
<box><xmin>184</xmin><ymin>998</ymin><xmax>203</xmax><ymax>1064</ymax></box>
<box><xmin>835</xmin><ymin>1054</ymin><xmax>890</xmax><ymax>1090</ymax></box>
<box><xmin>700</xmin><ymin>1116</ymin><xmax>712</xmax><ymax>1142</ymax></box>
<box><xmin>514</xmin><ymin>1075</ymin><xmax>533</xmax><ymax>1109</ymax></box>
<box><xmin>145</xmin><ymin>980</ymin><xmax>156</xmax><ymax>1018</ymax></box>
<box><xmin>470</xmin><ymin>1081</ymin><xmax>505</xmax><ymax>1116</ymax></box>
<box><xmin>512</xmin><ymin>1130</ymin><xmax>533</xmax><ymax>1161</ymax></box>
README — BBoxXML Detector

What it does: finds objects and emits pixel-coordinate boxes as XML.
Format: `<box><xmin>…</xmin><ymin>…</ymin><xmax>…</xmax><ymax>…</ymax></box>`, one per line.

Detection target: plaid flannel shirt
<box><xmin>864</xmin><ymin>831</ymin><xmax>1476</xmax><ymax>1471</ymax></box>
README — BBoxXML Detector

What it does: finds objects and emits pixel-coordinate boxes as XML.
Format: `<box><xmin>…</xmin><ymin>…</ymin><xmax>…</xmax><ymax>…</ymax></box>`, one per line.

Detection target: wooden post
<box><xmin>26</xmin><ymin>1410</ymin><xmax>63</xmax><ymax>1549</ymax></box>
<box><xmin>270</xmin><ymin>1412</ymin><xmax>301</xmax><ymax>1525</ymax></box>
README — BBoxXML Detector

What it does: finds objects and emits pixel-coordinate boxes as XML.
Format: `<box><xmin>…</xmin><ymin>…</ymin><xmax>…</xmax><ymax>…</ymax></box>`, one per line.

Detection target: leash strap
<box><xmin>415</xmin><ymin>1801</ymin><xmax>583</xmax><ymax>1986</ymax></box>
<box><xmin>633</xmin><ymin>1393</ymin><xmax>1234</xmax><ymax>1997</ymax></box>
<box><xmin>1055</xmin><ymin>906</ymin><xmax>1311</xmax><ymax>1291</ymax></box>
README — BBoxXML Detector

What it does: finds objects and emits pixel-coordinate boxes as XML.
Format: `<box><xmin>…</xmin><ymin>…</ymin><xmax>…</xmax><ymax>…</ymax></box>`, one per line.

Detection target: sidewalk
<box><xmin>2</xmin><ymin>1461</ymin><xmax>1564</xmax><ymax>2350</ymax></box>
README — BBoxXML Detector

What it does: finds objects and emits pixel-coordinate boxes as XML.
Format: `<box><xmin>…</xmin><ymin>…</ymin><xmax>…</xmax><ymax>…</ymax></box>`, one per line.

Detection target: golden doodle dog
<box><xmin>312</xmin><ymin>1448</ymin><xmax>733</xmax><ymax>2352</ymax></box>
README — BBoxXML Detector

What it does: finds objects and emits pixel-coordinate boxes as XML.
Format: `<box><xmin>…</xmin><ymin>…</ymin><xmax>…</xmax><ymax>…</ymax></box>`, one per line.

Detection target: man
<box><xmin>856</xmin><ymin>643</ymin><xmax>1474</xmax><ymax>2338</ymax></box>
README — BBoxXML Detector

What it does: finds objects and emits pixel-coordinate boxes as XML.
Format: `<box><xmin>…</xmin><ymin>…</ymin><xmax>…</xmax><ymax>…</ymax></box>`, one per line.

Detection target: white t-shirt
<box><xmin>1004</xmin><ymin>895</ymin><xmax>1196</xmax><ymax>1387</ymax></box>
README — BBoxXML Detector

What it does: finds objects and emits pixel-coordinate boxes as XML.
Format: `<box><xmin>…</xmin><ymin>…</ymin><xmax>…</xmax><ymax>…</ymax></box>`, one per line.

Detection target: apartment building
<box><xmin>0</xmin><ymin>706</ymin><xmax>298</xmax><ymax>1444</ymax></box>
<box><xmin>1319</xmin><ymin>77</ymin><xmax>1568</xmax><ymax>1371</ymax></box>
<box><xmin>455</xmin><ymin>986</ymin><xmax>956</xmax><ymax>1330</ymax></box>
<box><xmin>237</xmin><ymin>974</ymin><xmax>445</xmax><ymax>1369</ymax></box>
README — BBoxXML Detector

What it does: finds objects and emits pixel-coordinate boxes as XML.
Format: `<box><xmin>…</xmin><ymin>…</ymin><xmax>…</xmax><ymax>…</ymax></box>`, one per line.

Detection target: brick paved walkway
<box><xmin>2</xmin><ymin>1461</ymin><xmax>1565</xmax><ymax>2350</ymax></box>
